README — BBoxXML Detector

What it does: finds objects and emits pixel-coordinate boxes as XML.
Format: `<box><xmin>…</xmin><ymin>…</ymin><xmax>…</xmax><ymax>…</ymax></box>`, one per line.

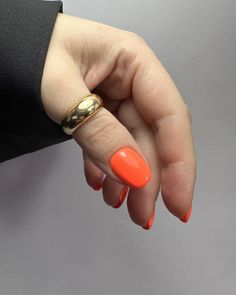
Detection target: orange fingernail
<box><xmin>179</xmin><ymin>206</ymin><xmax>192</xmax><ymax>223</ymax></box>
<box><xmin>113</xmin><ymin>186</ymin><xmax>129</xmax><ymax>208</ymax></box>
<box><xmin>143</xmin><ymin>209</ymin><xmax>155</xmax><ymax>230</ymax></box>
<box><xmin>109</xmin><ymin>147</ymin><xmax>151</xmax><ymax>188</ymax></box>
<box><xmin>92</xmin><ymin>183</ymin><xmax>103</xmax><ymax>191</ymax></box>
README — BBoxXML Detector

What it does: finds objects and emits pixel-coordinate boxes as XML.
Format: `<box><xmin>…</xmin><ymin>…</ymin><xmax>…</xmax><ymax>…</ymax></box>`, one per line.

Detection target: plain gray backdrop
<box><xmin>0</xmin><ymin>0</ymin><xmax>235</xmax><ymax>294</ymax></box>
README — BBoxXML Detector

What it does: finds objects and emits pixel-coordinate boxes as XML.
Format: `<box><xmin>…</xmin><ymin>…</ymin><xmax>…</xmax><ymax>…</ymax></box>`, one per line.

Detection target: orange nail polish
<box><xmin>143</xmin><ymin>209</ymin><xmax>155</xmax><ymax>230</ymax></box>
<box><xmin>92</xmin><ymin>183</ymin><xmax>103</xmax><ymax>191</ymax></box>
<box><xmin>109</xmin><ymin>147</ymin><xmax>151</xmax><ymax>188</ymax></box>
<box><xmin>179</xmin><ymin>206</ymin><xmax>192</xmax><ymax>223</ymax></box>
<box><xmin>113</xmin><ymin>186</ymin><xmax>129</xmax><ymax>208</ymax></box>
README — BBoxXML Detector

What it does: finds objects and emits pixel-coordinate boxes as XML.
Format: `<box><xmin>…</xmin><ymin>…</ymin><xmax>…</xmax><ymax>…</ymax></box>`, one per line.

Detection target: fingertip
<box><xmin>83</xmin><ymin>155</ymin><xmax>105</xmax><ymax>189</ymax></box>
<box><xmin>161</xmin><ymin>162</ymin><xmax>195</xmax><ymax>221</ymax></box>
<box><xmin>179</xmin><ymin>206</ymin><xmax>192</xmax><ymax>223</ymax></box>
<box><xmin>142</xmin><ymin>209</ymin><xmax>155</xmax><ymax>230</ymax></box>
<box><xmin>92</xmin><ymin>183</ymin><xmax>103</xmax><ymax>191</ymax></box>
<box><xmin>112</xmin><ymin>186</ymin><xmax>129</xmax><ymax>208</ymax></box>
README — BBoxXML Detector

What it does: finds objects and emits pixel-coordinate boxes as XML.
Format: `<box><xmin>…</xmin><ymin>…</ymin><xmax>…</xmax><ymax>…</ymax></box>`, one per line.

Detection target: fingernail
<box><xmin>113</xmin><ymin>186</ymin><xmax>129</xmax><ymax>208</ymax></box>
<box><xmin>109</xmin><ymin>147</ymin><xmax>151</xmax><ymax>188</ymax></box>
<box><xmin>92</xmin><ymin>183</ymin><xmax>103</xmax><ymax>191</ymax></box>
<box><xmin>179</xmin><ymin>206</ymin><xmax>192</xmax><ymax>223</ymax></box>
<box><xmin>143</xmin><ymin>209</ymin><xmax>155</xmax><ymax>230</ymax></box>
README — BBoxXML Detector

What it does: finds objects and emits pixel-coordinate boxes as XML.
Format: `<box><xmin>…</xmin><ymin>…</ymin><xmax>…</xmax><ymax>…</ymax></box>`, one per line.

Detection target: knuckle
<box><xmin>123</xmin><ymin>30</ymin><xmax>147</xmax><ymax>46</ymax></box>
<box><xmin>116</xmin><ymin>30</ymin><xmax>148</xmax><ymax>68</ymax></box>
<box><xmin>118</xmin><ymin>27</ymin><xmax>145</xmax><ymax>46</ymax></box>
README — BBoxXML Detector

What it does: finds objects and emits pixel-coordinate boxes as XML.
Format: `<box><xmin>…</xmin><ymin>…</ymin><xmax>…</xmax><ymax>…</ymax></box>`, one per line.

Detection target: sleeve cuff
<box><xmin>0</xmin><ymin>0</ymin><xmax>72</xmax><ymax>163</ymax></box>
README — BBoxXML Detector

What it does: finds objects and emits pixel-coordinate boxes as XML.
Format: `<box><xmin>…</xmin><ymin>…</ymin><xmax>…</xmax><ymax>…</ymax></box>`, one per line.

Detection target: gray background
<box><xmin>0</xmin><ymin>0</ymin><xmax>235</xmax><ymax>294</ymax></box>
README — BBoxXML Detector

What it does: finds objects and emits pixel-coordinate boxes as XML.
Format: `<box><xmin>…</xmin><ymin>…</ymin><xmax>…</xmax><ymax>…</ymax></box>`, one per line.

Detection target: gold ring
<box><xmin>61</xmin><ymin>94</ymin><xmax>103</xmax><ymax>135</ymax></box>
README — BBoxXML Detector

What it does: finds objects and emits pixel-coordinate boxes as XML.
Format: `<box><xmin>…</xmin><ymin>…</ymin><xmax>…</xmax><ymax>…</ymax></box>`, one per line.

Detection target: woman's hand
<box><xmin>41</xmin><ymin>13</ymin><xmax>196</xmax><ymax>229</ymax></box>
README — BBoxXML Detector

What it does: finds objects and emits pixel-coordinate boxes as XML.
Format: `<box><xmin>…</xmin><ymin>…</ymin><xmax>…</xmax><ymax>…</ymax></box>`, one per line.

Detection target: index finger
<box><xmin>132</xmin><ymin>43</ymin><xmax>196</xmax><ymax>221</ymax></box>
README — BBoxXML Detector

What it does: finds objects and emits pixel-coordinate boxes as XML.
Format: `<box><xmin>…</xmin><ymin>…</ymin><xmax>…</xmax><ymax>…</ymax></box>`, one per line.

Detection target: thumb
<box><xmin>41</xmin><ymin>59</ymin><xmax>151</xmax><ymax>189</ymax></box>
<box><xmin>74</xmin><ymin>102</ymin><xmax>152</xmax><ymax>188</ymax></box>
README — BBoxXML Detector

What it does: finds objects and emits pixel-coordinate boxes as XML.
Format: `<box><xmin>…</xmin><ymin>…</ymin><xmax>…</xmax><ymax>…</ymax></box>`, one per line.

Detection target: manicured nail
<box><xmin>179</xmin><ymin>206</ymin><xmax>192</xmax><ymax>223</ymax></box>
<box><xmin>92</xmin><ymin>183</ymin><xmax>103</xmax><ymax>191</ymax></box>
<box><xmin>109</xmin><ymin>147</ymin><xmax>151</xmax><ymax>188</ymax></box>
<box><xmin>113</xmin><ymin>186</ymin><xmax>129</xmax><ymax>208</ymax></box>
<box><xmin>143</xmin><ymin>209</ymin><xmax>155</xmax><ymax>230</ymax></box>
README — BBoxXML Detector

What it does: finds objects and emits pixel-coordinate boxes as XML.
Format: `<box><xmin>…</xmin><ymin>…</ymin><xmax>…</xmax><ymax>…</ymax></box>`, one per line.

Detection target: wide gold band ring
<box><xmin>61</xmin><ymin>94</ymin><xmax>103</xmax><ymax>135</ymax></box>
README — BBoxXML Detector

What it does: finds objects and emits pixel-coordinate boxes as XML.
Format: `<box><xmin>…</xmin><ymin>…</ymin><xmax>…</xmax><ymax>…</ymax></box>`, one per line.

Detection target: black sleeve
<box><xmin>0</xmin><ymin>0</ymin><xmax>72</xmax><ymax>163</ymax></box>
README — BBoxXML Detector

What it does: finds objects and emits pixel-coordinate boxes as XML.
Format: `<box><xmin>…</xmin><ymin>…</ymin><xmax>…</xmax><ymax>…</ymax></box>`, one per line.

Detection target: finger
<box><xmin>102</xmin><ymin>176</ymin><xmax>129</xmax><ymax>209</ymax></box>
<box><xmin>102</xmin><ymin>97</ymin><xmax>160</xmax><ymax>229</ymax></box>
<box><xmin>82</xmin><ymin>108</ymin><xmax>129</xmax><ymax>208</ymax></box>
<box><xmin>117</xmin><ymin>97</ymin><xmax>161</xmax><ymax>229</ymax></box>
<box><xmin>132</xmin><ymin>45</ymin><xmax>196</xmax><ymax>220</ymax></box>
<box><xmin>82</xmin><ymin>151</ymin><xmax>104</xmax><ymax>191</ymax></box>
<box><xmin>93</xmin><ymin>88</ymin><xmax>121</xmax><ymax>114</ymax></box>
<box><xmin>95</xmin><ymin>41</ymin><xmax>196</xmax><ymax>221</ymax></box>
<box><xmin>42</xmin><ymin>52</ymin><xmax>152</xmax><ymax>190</ymax></box>
<box><xmin>83</xmin><ymin>97</ymin><xmax>161</xmax><ymax>229</ymax></box>
<box><xmin>83</xmin><ymin>151</ymin><xmax>129</xmax><ymax>207</ymax></box>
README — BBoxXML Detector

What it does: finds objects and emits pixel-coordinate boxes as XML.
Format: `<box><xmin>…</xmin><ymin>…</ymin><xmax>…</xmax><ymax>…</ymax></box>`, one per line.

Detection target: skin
<box><xmin>41</xmin><ymin>13</ymin><xmax>196</xmax><ymax>228</ymax></box>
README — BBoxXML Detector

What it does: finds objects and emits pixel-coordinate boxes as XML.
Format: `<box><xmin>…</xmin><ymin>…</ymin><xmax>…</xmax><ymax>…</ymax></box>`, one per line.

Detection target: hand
<box><xmin>41</xmin><ymin>13</ymin><xmax>196</xmax><ymax>229</ymax></box>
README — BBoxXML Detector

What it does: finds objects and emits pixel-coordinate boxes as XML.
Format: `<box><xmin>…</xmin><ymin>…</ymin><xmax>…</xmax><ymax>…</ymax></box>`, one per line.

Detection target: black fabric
<box><xmin>0</xmin><ymin>0</ymin><xmax>72</xmax><ymax>163</ymax></box>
